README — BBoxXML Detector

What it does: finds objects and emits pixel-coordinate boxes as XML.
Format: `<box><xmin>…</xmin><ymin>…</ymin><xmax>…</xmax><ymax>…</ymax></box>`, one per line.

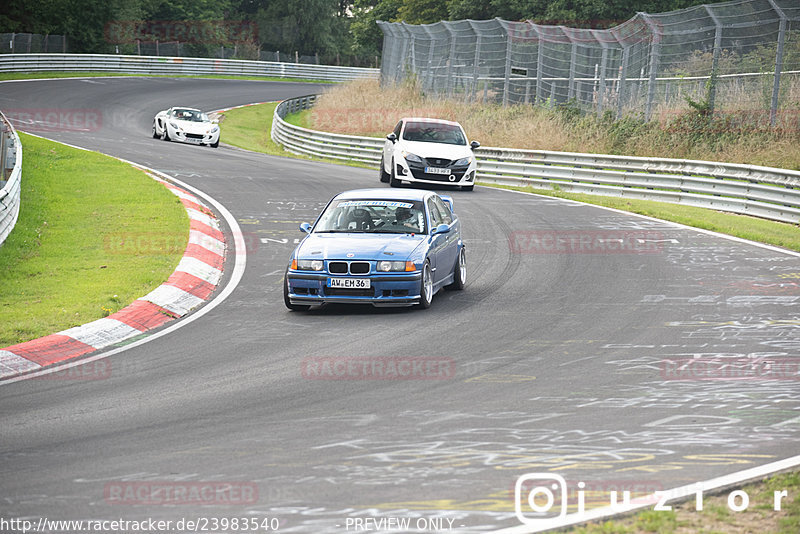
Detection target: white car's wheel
<box><xmin>379</xmin><ymin>157</ymin><xmax>390</xmax><ymax>183</ymax></box>
<box><xmin>389</xmin><ymin>158</ymin><xmax>402</xmax><ymax>188</ymax></box>
<box><xmin>152</xmin><ymin>121</ymin><xmax>159</xmax><ymax>139</ymax></box>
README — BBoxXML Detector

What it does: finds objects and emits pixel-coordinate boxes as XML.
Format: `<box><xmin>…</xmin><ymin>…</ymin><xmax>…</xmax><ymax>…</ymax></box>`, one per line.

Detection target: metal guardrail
<box><xmin>0</xmin><ymin>110</ymin><xmax>22</xmax><ymax>246</ymax></box>
<box><xmin>272</xmin><ymin>95</ymin><xmax>800</xmax><ymax>224</ymax></box>
<box><xmin>0</xmin><ymin>54</ymin><xmax>379</xmax><ymax>83</ymax></box>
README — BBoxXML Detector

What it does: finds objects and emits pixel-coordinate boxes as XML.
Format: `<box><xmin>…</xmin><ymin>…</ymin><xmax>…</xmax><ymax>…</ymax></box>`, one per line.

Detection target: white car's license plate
<box><xmin>329</xmin><ymin>278</ymin><xmax>371</xmax><ymax>289</ymax></box>
<box><xmin>425</xmin><ymin>167</ymin><xmax>451</xmax><ymax>175</ymax></box>
<box><xmin>185</xmin><ymin>138</ymin><xmax>202</xmax><ymax>144</ymax></box>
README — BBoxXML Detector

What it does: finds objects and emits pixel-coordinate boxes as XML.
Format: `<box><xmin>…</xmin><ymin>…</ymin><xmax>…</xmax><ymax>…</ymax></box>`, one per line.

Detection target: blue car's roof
<box><xmin>333</xmin><ymin>188</ymin><xmax>432</xmax><ymax>202</ymax></box>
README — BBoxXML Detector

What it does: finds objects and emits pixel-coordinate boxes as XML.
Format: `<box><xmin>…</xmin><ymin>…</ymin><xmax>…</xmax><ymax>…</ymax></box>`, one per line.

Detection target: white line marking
<box><xmin>1</xmin><ymin>135</ymin><xmax>246</xmax><ymax>385</ymax></box>
<box><xmin>492</xmin><ymin>453</ymin><xmax>800</xmax><ymax>533</ymax></box>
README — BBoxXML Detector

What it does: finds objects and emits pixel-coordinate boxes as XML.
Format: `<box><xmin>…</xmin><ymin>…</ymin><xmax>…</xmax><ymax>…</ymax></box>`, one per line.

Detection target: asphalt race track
<box><xmin>1</xmin><ymin>77</ymin><xmax>799</xmax><ymax>533</ymax></box>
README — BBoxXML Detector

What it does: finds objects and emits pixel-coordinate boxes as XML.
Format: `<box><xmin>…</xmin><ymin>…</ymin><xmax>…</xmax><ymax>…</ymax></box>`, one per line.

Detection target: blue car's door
<box><xmin>426</xmin><ymin>196</ymin><xmax>459</xmax><ymax>284</ymax></box>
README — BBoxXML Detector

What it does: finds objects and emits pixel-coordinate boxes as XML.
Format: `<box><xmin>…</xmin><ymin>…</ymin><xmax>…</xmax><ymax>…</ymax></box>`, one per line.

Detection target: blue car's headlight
<box><xmin>296</xmin><ymin>259</ymin><xmax>324</xmax><ymax>271</ymax></box>
<box><xmin>378</xmin><ymin>261</ymin><xmax>415</xmax><ymax>272</ymax></box>
<box><xmin>401</xmin><ymin>151</ymin><xmax>423</xmax><ymax>164</ymax></box>
<box><xmin>453</xmin><ymin>157</ymin><xmax>472</xmax><ymax>166</ymax></box>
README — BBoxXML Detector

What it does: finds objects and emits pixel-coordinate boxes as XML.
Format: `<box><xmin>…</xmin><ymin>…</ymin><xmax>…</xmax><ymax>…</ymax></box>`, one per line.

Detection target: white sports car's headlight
<box><xmin>401</xmin><ymin>151</ymin><xmax>423</xmax><ymax>164</ymax></box>
<box><xmin>296</xmin><ymin>259</ymin><xmax>324</xmax><ymax>271</ymax></box>
<box><xmin>169</xmin><ymin>122</ymin><xmax>180</xmax><ymax>130</ymax></box>
<box><xmin>210</xmin><ymin>126</ymin><xmax>219</xmax><ymax>133</ymax></box>
<box><xmin>453</xmin><ymin>157</ymin><xmax>472</xmax><ymax>166</ymax></box>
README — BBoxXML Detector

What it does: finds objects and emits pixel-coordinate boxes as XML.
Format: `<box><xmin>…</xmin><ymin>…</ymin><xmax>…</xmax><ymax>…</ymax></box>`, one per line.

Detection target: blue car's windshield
<box><xmin>315</xmin><ymin>199</ymin><xmax>426</xmax><ymax>234</ymax></box>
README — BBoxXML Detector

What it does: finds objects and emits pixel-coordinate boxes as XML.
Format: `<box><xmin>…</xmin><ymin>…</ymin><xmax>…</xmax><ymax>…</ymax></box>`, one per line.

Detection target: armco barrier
<box><xmin>0</xmin><ymin>110</ymin><xmax>22</xmax><ymax>246</ymax></box>
<box><xmin>271</xmin><ymin>95</ymin><xmax>800</xmax><ymax>224</ymax></box>
<box><xmin>0</xmin><ymin>54</ymin><xmax>379</xmax><ymax>83</ymax></box>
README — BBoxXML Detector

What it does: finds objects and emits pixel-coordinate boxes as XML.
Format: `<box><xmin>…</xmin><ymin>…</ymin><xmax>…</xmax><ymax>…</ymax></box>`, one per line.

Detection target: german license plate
<box><xmin>329</xmin><ymin>278</ymin><xmax>370</xmax><ymax>289</ymax></box>
<box><xmin>425</xmin><ymin>167</ymin><xmax>451</xmax><ymax>175</ymax></box>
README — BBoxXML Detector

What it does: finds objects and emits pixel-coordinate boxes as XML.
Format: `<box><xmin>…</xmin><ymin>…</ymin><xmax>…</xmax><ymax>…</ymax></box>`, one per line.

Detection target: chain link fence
<box><xmin>1</xmin><ymin>33</ymin><xmax>68</xmax><ymax>54</ymax></box>
<box><xmin>378</xmin><ymin>0</ymin><xmax>800</xmax><ymax>127</ymax></box>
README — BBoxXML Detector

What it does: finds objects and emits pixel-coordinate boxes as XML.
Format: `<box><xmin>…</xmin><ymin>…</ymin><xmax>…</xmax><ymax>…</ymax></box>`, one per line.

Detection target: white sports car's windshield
<box><xmin>171</xmin><ymin>109</ymin><xmax>209</xmax><ymax>122</ymax></box>
<box><xmin>315</xmin><ymin>200</ymin><xmax>426</xmax><ymax>234</ymax></box>
<box><xmin>402</xmin><ymin>122</ymin><xmax>466</xmax><ymax>145</ymax></box>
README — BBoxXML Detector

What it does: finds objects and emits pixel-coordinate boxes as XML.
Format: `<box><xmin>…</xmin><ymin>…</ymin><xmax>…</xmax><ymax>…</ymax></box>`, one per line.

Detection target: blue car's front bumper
<box><xmin>286</xmin><ymin>271</ymin><xmax>423</xmax><ymax>307</ymax></box>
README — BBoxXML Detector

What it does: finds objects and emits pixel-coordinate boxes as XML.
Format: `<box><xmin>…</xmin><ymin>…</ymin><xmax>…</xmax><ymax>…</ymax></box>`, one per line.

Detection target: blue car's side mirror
<box><xmin>433</xmin><ymin>223</ymin><xmax>450</xmax><ymax>235</ymax></box>
<box><xmin>299</xmin><ymin>222</ymin><xmax>312</xmax><ymax>234</ymax></box>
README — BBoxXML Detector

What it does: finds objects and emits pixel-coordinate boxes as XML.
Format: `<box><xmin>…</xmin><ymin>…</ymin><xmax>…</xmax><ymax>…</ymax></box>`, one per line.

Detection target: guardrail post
<box><xmin>616</xmin><ymin>47</ymin><xmax>629</xmax><ymax>119</ymax></box>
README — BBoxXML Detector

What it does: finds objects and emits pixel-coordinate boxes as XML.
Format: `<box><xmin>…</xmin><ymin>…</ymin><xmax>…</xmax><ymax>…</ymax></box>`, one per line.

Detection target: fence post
<box><xmin>445</xmin><ymin>22</ymin><xmax>458</xmax><ymax>97</ymax></box>
<box><xmin>766</xmin><ymin>0</ymin><xmax>788</xmax><ymax>127</ymax></box>
<box><xmin>423</xmin><ymin>25</ymin><xmax>438</xmax><ymax>94</ymax></box>
<box><xmin>471</xmin><ymin>28</ymin><xmax>482</xmax><ymax>102</ymax></box>
<box><xmin>502</xmin><ymin>20</ymin><xmax>512</xmax><ymax>106</ymax></box>
<box><xmin>535</xmin><ymin>24</ymin><xmax>544</xmax><ymax>104</ymax></box>
<box><xmin>565</xmin><ymin>27</ymin><xmax>577</xmax><ymax>101</ymax></box>
<box><xmin>593</xmin><ymin>30</ymin><xmax>610</xmax><ymax>116</ymax></box>
<box><xmin>616</xmin><ymin>48</ymin><xmax>630</xmax><ymax>118</ymax></box>
<box><xmin>704</xmin><ymin>5</ymin><xmax>723</xmax><ymax>115</ymax></box>
<box><xmin>640</xmin><ymin>13</ymin><xmax>662</xmax><ymax>121</ymax></box>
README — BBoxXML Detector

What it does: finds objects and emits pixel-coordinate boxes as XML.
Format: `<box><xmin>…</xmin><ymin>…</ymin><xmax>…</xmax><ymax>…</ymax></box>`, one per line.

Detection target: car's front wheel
<box><xmin>389</xmin><ymin>158</ymin><xmax>403</xmax><ymax>188</ymax></box>
<box><xmin>152</xmin><ymin>121</ymin><xmax>159</xmax><ymax>139</ymax></box>
<box><xmin>417</xmin><ymin>261</ymin><xmax>434</xmax><ymax>309</ymax></box>
<box><xmin>379</xmin><ymin>158</ymin><xmax>390</xmax><ymax>183</ymax></box>
<box><xmin>284</xmin><ymin>270</ymin><xmax>310</xmax><ymax>311</ymax></box>
<box><xmin>162</xmin><ymin>124</ymin><xmax>170</xmax><ymax>141</ymax></box>
<box><xmin>210</xmin><ymin>139</ymin><xmax>219</xmax><ymax>148</ymax></box>
<box><xmin>447</xmin><ymin>247</ymin><xmax>466</xmax><ymax>290</ymax></box>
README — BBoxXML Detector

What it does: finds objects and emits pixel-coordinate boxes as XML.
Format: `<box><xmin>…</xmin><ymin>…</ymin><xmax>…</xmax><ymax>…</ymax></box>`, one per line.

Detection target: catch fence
<box><xmin>378</xmin><ymin>0</ymin><xmax>800</xmax><ymax>125</ymax></box>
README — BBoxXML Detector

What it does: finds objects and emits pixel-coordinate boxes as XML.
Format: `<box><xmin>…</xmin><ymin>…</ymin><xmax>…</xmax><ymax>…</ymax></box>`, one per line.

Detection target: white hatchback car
<box><xmin>380</xmin><ymin>118</ymin><xmax>479</xmax><ymax>191</ymax></box>
<box><xmin>152</xmin><ymin>107</ymin><xmax>220</xmax><ymax>148</ymax></box>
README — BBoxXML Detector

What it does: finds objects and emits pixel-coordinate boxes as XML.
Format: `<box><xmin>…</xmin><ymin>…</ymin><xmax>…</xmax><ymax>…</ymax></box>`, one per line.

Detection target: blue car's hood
<box><xmin>297</xmin><ymin>233</ymin><xmax>425</xmax><ymax>260</ymax></box>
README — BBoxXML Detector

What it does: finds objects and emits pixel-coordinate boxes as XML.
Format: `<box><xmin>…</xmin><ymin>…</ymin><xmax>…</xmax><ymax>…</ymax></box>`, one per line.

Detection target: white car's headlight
<box><xmin>453</xmin><ymin>157</ymin><xmax>472</xmax><ymax>166</ymax></box>
<box><xmin>296</xmin><ymin>259</ymin><xmax>324</xmax><ymax>271</ymax></box>
<box><xmin>401</xmin><ymin>151</ymin><xmax>423</xmax><ymax>164</ymax></box>
<box><xmin>377</xmin><ymin>260</ymin><xmax>414</xmax><ymax>272</ymax></box>
<box><xmin>169</xmin><ymin>122</ymin><xmax>180</xmax><ymax>130</ymax></box>
<box><xmin>210</xmin><ymin>126</ymin><xmax>219</xmax><ymax>133</ymax></box>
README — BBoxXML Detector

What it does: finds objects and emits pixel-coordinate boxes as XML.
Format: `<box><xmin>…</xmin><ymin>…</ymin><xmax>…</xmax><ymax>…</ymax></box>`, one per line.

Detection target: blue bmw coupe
<box><xmin>284</xmin><ymin>188</ymin><xmax>466</xmax><ymax>310</ymax></box>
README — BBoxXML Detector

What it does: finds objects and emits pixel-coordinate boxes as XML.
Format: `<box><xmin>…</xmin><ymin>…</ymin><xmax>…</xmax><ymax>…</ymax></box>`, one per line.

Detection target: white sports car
<box><xmin>380</xmin><ymin>117</ymin><xmax>479</xmax><ymax>191</ymax></box>
<box><xmin>152</xmin><ymin>107</ymin><xmax>220</xmax><ymax>148</ymax></box>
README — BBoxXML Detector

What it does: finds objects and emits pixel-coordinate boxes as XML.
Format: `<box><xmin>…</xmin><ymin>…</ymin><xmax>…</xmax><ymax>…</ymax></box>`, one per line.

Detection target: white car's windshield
<box><xmin>171</xmin><ymin>109</ymin><xmax>209</xmax><ymax>122</ymax></box>
<box><xmin>402</xmin><ymin>122</ymin><xmax>466</xmax><ymax>145</ymax></box>
<box><xmin>315</xmin><ymin>200</ymin><xmax>426</xmax><ymax>234</ymax></box>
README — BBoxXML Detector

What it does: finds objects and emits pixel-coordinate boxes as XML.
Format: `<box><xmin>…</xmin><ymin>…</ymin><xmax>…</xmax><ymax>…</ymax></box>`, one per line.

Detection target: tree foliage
<box><xmin>0</xmin><ymin>0</ymin><xmax>716</xmax><ymax>61</ymax></box>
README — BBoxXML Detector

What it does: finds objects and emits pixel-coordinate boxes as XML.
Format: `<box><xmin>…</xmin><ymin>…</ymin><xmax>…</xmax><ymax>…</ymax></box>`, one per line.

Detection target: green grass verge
<box><xmin>486</xmin><ymin>183</ymin><xmax>800</xmax><ymax>252</ymax></box>
<box><xmin>0</xmin><ymin>133</ymin><xmax>188</xmax><ymax>347</ymax></box>
<box><xmin>219</xmin><ymin>103</ymin><xmax>373</xmax><ymax>169</ymax></box>
<box><xmin>0</xmin><ymin>71</ymin><xmax>334</xmax><ymax>84</ymax></box>
<box><xmin>570</xmin><ymin>471</ymin><xmax>800</xmax><ymax>533</ymax></box>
